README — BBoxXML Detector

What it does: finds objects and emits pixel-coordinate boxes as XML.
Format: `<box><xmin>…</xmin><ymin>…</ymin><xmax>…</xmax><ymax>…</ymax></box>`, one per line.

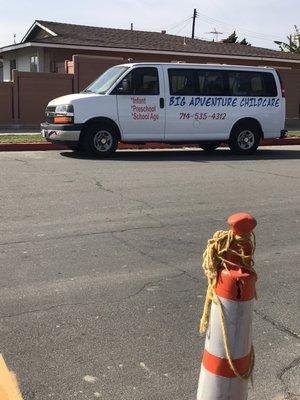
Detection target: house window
<box><xmin>30</xmin><ymin>56</ymin><xmax>38</xmax><ymax>72</ymax></box>
<box><xmin>10</xmin><ymin>59</ymin><xmax>16</xmax><ymax>80</ymax></box>
<box><xmin>0</xmin><ymin>62</ymin><xmax>3</xmax><ymax>82</ymax></box>
<box><xmin>50</xmin><ymin>61</ymin><xmax>65</xmax><ymax>73</ymax></box>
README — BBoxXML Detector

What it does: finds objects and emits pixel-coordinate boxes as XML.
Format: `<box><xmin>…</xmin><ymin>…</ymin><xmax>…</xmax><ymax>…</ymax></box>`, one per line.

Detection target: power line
<box><xmin>164</xmin><ymin>10</ymin><xmax>282</xmax><ymax>46</ymax></box>
<box><xmin>196</xmin><ymin>11</ymin><xmax>280</xmax><ymax>41</ymax></box>
<box><xmin>173</xmin><ymin>19</ymin><xmax>193</xmax><ymax>36</ymax></box>
<box><xmin>165</xmin><ymin>16</ymin><xmax>192</xmax><ymax>32</ymax></box>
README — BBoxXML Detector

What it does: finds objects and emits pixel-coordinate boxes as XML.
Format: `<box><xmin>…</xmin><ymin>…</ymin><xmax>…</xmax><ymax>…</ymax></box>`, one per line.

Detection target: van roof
<box><xmin>119</xmin><ymin>62</ymin><xmax>275</xmax><ymax>71</ymax></box>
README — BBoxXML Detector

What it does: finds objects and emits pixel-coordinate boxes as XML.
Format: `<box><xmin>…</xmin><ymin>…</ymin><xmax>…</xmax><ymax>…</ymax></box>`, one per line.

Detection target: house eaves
<box><xmin>21</xmin><ymin>21</ymin><xmax>57</xmax><ymax>43</ymax></box>
<box><xmin>0</xmin><ymin>42</ymin><xmax>33</xmax><ymax>53</ymax></box>
<box><xmin>0</xmin><ymin>42</ymin><xmax>300</xmax><ymax>64</ymax></box>
<box><xmin>0</xmin><ymin>41</ymin><xmax>300</xmax><ymax>64</ymax></box>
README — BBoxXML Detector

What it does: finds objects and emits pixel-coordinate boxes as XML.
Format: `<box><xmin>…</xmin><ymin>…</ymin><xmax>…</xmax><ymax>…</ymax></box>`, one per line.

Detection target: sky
<box><xmin>0</xmin><ymin>0</ymin><xmax>298</xmax><ymax>49</ymax></box>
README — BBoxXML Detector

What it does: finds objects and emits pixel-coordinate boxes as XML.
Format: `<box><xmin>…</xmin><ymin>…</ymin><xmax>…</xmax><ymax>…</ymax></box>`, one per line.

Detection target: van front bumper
<box><xmin>41</xmin><ymin>123</ymin><xmax>82</xmax><ymax>145</ymax></box>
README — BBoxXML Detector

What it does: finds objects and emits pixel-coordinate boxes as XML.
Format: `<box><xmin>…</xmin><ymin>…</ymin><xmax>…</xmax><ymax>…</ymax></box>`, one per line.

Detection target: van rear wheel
<box><xmin>229</xmin><ymin>124</ymin><xmax>260</xmax><ymax>155</ymax></box>
<box><xmin>83</xmin><ymin>123</ymin><xmax>118</xmax><ymax>157</ymax></box>
<box><xmin>199</xmin><ymin>141</ymin><xmax>221</xmax><ymax>152</ymax></box>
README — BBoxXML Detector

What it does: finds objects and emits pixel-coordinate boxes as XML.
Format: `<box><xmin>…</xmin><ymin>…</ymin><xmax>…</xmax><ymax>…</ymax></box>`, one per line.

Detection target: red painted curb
<box><xmin>260</xmin><ymin>137</ymin><xmax>300</xmax><ymax>146</ymax></box>
<box><xmin>0</xmin><ymin>137</ymin><xmax>299</xmax><ymax>152</ymax></box>
<box><xmin>0</xmin><ymin>143</ymin><xmax>68</xmax><ymax>151</ymax></box>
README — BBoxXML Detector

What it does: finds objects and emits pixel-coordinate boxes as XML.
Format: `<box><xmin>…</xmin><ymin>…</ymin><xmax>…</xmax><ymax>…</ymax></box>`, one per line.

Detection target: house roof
<box><xmin>2</xmin><ymin>20</ymin><xmax>300</xmax><ymax>62</ymax></box>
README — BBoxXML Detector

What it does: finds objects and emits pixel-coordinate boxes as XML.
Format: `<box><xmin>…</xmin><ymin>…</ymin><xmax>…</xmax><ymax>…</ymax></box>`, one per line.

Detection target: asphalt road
<box><xmin>0</xmin><ymin>147</ymin><xmax>299</xmax><ymax>400</ymax></box>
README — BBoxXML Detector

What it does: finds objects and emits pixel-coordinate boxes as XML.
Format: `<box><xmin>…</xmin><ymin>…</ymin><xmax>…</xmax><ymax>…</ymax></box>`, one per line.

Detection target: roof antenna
<box><xmin>13</xmin><ymin>34</ymin><xmax>16</xmax><ymax>44</ymax></box>
<box><xmin>131</xmin><ymin>23</ymin><xmax>134</xmax><ymax>31</ymax></box>
<box><xmin>204</xmin><ymin>28</ymin><xmax>223</xmax><ymax>42</ymax></box>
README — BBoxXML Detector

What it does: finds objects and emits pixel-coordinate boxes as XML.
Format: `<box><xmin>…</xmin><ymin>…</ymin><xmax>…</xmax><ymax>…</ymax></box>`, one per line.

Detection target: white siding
<box><xmin>17</xmin><ymin>51</ymin><xmax>31</xmax><ymax>72</ymax></box>
<box><xmin>2</xmin><ymin>47</ymin><xmax>45</xmax><ymax>81</ymax></box>
<box><xmin>3</xmin><ymin>59</ymin><xmax>11</xmax><ymax>81</ymax></box>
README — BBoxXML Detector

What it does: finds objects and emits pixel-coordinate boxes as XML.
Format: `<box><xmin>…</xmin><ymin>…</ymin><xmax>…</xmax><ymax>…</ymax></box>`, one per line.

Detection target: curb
<box><xmin>259</xmin><ymin>137</ymin><xmax>300</xmax><ymax>146</ymax></box>
<box><xmin>0</xmin><ymin>138</ymin><xmax>299</xmax><ymax>152</ymax></box>
<box><xmin>0</xmin><ymin>143</ymin><xmax>68</xmax><ymax>152</ymax></box>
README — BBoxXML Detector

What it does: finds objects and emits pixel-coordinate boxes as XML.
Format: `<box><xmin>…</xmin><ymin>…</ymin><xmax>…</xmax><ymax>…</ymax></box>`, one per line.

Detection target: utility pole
<box><xmin>192</xmin><ymin>8</ymin><xmax>198</xmax><ymax>39</ymax></box>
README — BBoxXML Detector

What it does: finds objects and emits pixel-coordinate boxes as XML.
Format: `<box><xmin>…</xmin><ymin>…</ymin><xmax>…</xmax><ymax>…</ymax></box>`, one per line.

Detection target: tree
<box><xmin>223</xmin><ymin>30</ymin><xmax>238</xmax><ymax>43</ymax></box>
<box><xmin>275</xmin><ymin>25</ymin><xmax>300</xmax><ymax>53</ymax></box>
<box><xmin>223</xmin><ymin>31</ymin><xmax>251</xmax><ymax>45</ymax></box>
<box><xmin>240</xmin><ymin>38</ymin><xmax>250</xmax><ymax>46</ymax></box>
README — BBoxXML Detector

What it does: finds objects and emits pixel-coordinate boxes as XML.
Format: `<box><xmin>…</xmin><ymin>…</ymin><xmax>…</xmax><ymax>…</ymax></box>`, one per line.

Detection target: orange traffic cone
<box><xmin>0</xmin><ymin>355</ymin><xmax>23</xmax><ymax>400</ymax></box>
<box><xmin>197</xmin><ymin>213</ymin><xmax>257</xmax><ymax>400</ymax></box>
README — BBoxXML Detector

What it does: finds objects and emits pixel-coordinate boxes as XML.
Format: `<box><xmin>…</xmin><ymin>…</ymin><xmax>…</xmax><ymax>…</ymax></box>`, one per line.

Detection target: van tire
<box><xmin>83</xmin><ymin>123</ymin><xmax>118</xmax><ymax>157</ymax></box>
<box><xmin>229</xmin><ymin>123</ymin><xmax>261</xmax><ymax>155</ymax></box>
<box><xmin>199</xmin><ymin>141</ymin><xmax>221</xmax><ymax>152</ymax></box>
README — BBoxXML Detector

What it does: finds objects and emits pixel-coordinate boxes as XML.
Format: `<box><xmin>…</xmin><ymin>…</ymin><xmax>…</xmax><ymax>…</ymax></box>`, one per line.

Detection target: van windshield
<box><xmin>82</xmin><ymin>66</ymin><xmax>129</xmax><ymax>94</ymax></box>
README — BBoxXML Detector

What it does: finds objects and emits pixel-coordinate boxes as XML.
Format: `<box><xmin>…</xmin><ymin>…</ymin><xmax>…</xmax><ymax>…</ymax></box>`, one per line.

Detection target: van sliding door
<box><xmin>164</xmin><ymin>67</ymin><xmax>231</xmax><ymax>141</ymax></box>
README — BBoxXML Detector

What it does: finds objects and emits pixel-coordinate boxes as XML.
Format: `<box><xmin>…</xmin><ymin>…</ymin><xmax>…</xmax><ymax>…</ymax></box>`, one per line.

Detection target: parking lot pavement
<box><xmin>0</xmin><ymin>147</ymin><xmax>299</xmax><ymax>400</ymax></box>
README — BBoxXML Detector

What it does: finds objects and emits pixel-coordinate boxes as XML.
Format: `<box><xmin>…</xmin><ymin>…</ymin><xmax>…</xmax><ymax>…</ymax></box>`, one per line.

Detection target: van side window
<box><xmin>169</xmin><ymin>69</ymin><xmax>228</xmax><ymax>96</ymax></box>
<box><xmin>168</xmin><ymin>69</ymin><xmax>197</xmax><ymax>95</ymax></box>
<box><xmin>263</xmin><ymin>73</ymin><xmax>278</xmax><ymax>97</ymax></box>
<box><xmin>228</xmin><ymin>71</ymin><xmax>277</xmax><ymax>97</ymax></box>
<box><xmin>198</xmin><ymin>70</ymin><xmax>228</xmax><ymax>96</ymax></box>
<box><xmin>118</xmin><ymin>67</ymin><xmax>159</xmax><ymax>95</ymax></box>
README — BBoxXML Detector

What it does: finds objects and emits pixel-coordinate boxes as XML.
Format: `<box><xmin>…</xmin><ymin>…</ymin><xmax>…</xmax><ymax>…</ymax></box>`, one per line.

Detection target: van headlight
<box><xmin>54</xmin><ymin>104</ymin><xmax>74</xmax><ymax>124</ymax></box>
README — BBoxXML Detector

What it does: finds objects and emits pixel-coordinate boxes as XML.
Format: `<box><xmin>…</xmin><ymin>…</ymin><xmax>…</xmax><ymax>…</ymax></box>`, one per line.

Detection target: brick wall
<box><xmin>72</xmin><ymin>54</ymin><xmax>123</xmax><ymax>92</ymax></box>
<box><xmin>278</xmin><ymin>69</ymin><xmax>300</xmax><ymax>119</ymax></box>
<box><xmin>0</xmin><ymin>82</ymin><xmax>14</xmax><ymax>124</ymax></box>
<box><xmin>14</xmin><ymin>71</ymin><xmax>74</xmax><ymax>124</ymax></box>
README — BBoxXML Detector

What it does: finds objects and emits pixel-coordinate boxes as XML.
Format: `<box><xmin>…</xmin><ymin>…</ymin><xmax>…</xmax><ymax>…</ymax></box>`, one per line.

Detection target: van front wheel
<box><xmin>83</xmin><ymin>123</ymin><xmax>118</xmax><ymax>157</ymax></box>
<box><xmin>229</xmin><ymin>125</ymin><xmax>260</xmax><ymax>155</ymax></box>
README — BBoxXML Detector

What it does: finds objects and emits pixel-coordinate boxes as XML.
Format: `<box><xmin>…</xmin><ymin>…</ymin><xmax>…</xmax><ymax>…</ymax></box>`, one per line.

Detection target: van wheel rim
<box><xmin>237</xmin><ymin>130</ymin><xmax>255</xmax><ymax>150</ymax></box>
<box><xmin>93</xmin><ymin>130</ymin><xmax>113</xmax><ymax>152</ymax></box>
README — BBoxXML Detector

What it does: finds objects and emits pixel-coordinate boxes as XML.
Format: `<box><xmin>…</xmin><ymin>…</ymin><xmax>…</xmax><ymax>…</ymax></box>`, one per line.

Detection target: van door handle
<box><xmin>160</xmin><ymin>98</ymin><xmax>165</xmax><ymax>109</ymax></box>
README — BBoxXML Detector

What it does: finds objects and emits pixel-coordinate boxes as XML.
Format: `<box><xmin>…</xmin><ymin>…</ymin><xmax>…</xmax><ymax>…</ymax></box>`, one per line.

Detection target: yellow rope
<box><xmin>199</xmin><ymin>230</ymin><xmax>256</xmax><ymax>381</ymax></box>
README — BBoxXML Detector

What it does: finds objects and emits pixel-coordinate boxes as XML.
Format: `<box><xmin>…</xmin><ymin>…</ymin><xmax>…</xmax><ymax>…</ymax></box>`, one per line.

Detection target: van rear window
<box><xmin>228</xmin><ymin>71</ymin><xmax>277</xmax><ymax>97</ymax></box>
<box><xmin>168</xmin><ymin>68</ymin><xmax>278</xmax><ymax>97</ymax></box>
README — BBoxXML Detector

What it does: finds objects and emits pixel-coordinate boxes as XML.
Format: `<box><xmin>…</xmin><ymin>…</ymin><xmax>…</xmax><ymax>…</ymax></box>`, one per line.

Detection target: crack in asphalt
<box><xmin>224</xmin><ymin>164</ymin><xmax>300</xmax><ymax>180</ymax></box>
<box><xmin>0</xmin><ymin>271</ymin><xmax>195</xmax><ymax>320</ymax></box>
<box><xmin>110</xmin><ymin>231</ymin><xmax>167</xmax><ymax>263</ymax></box>
<box><xmin>0</xmin><ymin>224</ymin><xmax>169</xmax><ymax>247</ymax></box>
<box><xmin>278</xmin><ymin>356</ymin><xmax>300</xmax><ymax>381</ymax></box>
<box><xmin>277</xmin><ymin>357</ymin><xmax>300</xmax><ymax>400</ymax></box>
<box><xmin>94</xmin><ymin>180</ymin><xmax>115</xmax><ymax>194</ymax></box>
<box><xmin>114</xmin><ymin>271</ymin><xmax>189</xmax><ymax>302</ymax></box>
<box><xmin>111</xmin><ymin>231</ymin><xmax>200</xmax><ymax>283</ymax></box>
<box><xmin>254</xmin><ymin>309</ymin><xmax>300</xmax><ymax>339</ymax></box>
<box><xmin>94</xmin><ymin>178</ymin><xmax>154</xmax><ymax>210</ymax></box>
<box><xmin>14</xmin><ymin>158</ymin><xmax>31</xmax><ymax>165</ymax></box>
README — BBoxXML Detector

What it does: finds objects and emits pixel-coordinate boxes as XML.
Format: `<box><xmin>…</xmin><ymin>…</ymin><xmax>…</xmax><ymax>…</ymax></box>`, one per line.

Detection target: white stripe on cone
<box><xmin>206</xmin><ymin>297</ymin><xmax>253</xmax><ymax>359</ymax></box>
<box><xmin>197</xmin><ymin>366</ymin><xmax>249</xmax><ymax>400</ymax></box>
<box><xmin>197</xmin><ymin>296</ymin><xmax>254</xmax><ymax>400</ymax></box>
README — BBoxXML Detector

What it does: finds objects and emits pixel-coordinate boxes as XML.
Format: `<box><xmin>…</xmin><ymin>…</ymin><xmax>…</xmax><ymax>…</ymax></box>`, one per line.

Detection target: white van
<box><xmin>41</xmin><ymin>62</ymin><xmax>286</xmax><ymax>156</ymax></box>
